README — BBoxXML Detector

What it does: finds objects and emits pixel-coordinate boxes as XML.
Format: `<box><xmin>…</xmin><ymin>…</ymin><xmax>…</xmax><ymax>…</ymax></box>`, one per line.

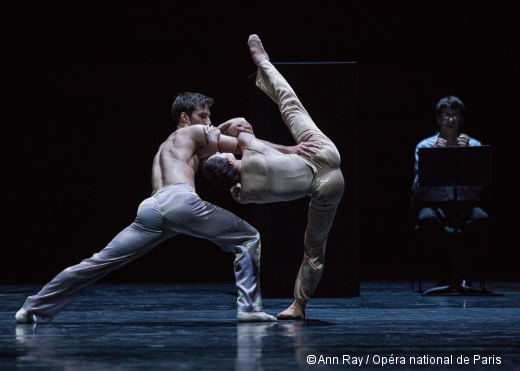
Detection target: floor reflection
<box><xmin>277</xmin><ymin>321</ymin><xmax>309</xmax><ymax>368</ymax></box>
<box><xmin>4</xmin><ymin>282</ymin><xmax>520</xmax><ymax>370</ymax></box>
<box><xmin>235</xmin><ymin>320</ymin><xmax>339</xmax><ymax>370</ymax></box>
<box><xmin>235</xmin><ymin>323</ymin><xmax>276</xmax><ymax>371</ymax></box>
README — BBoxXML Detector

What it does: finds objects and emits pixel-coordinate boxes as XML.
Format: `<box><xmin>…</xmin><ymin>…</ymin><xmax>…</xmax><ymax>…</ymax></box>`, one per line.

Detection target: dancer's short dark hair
<box><xmin>171</xmin><ymin>92</ymin><xmax>214</xmax><ymax>128</ymax></box>
<box><xmin>202</xmin><ymin>156</ymin><xmax>241</xmax><ymax>190</ymax></box>
<box><xmin>436</xmin><ymin>96</ymin><xmax>465</xmax><ymax>117</ymax></box>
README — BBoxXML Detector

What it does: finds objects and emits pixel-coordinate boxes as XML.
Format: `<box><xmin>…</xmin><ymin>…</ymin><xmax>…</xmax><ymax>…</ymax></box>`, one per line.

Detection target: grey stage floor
<box><xmin>1</xmin><ymin>281</ymin><xmax>519</xmax><ymax>370</ymax></box>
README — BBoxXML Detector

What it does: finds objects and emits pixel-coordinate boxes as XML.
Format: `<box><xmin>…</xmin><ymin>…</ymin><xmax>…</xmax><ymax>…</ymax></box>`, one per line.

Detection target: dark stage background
<box><xmin>2</xmin><ymin>3</ymin><xmax>519</xmax><ymax>285</ymax></box>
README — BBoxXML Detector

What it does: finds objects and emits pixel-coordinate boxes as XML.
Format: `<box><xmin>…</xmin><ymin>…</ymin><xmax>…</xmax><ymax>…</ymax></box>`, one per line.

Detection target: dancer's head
<box><xmin>435</xmin><ymin>96</ymin><xmax>465</xmax><ymax>136</ymax></box>
<box><xmin>202</xmin><ymin>153</ymin><xmax>241</xmax><ymax>190</ymax></box>
<box><xmin>172</xmin><ymin>92</ymin><xmax>214</xmax><ymax>129</ymax></box>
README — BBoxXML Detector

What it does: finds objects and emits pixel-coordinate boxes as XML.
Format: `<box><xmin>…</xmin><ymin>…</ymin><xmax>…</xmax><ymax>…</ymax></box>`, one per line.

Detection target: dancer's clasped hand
<box><xmin>204</xmin><ymin>124</ymin><xmax>221</xmax><ymax>142</ymax></box>
<box><xmin>218</xmin><ymin>118</ymin><xmax>254</xmax><ymax>137</ymax></box>
<box><xmin>226</xmin><ymin>120</ymin><xmax>254</xmax><ymax>136</ymax></box>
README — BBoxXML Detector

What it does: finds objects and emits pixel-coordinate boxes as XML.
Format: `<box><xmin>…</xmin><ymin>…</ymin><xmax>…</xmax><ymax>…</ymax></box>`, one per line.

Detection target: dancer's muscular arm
<box><xmin>215</xmin><ymin>118</ymin><xmax>320</xmax><ymax>156</ymax></box>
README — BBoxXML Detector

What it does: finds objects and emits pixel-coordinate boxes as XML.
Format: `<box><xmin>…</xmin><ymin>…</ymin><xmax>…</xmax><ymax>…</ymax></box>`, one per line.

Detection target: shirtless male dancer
<box><xmin>202</xmin><ymin>35</ymin><xmax>345</xmax><ymax>320</ymax></box>
<box><xmin>15</xmin><ymin>92</ymin><xmax>277</xmax><ymax>324</ymax></box>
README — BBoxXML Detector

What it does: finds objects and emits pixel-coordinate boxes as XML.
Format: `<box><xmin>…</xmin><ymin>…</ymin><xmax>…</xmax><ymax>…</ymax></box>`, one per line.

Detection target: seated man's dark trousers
<box><xmin>416</xmin><ymin>201</ymin><xmax>489</xmax><ymax>285</ymax></box>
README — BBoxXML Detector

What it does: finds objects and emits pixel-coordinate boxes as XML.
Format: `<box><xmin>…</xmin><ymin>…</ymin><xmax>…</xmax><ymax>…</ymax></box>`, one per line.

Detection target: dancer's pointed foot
<box><xmin>277</xmin><ymin>301</ymin><xmax>306</xmax><ymax>320</ymax></box>
<box><xmin>237</xmin><ymin>311</ymin><xmax>277</xmax><ymax>322</ymax></box>
<box><xmin>15</xmin><ymin>308</ymin><xmax>36</xmax><ymax>324</ymax></box>
<box><xmin>247</xmin><ymin>34</ymin><xmax>269</xmax><ymax>66</ymax></box>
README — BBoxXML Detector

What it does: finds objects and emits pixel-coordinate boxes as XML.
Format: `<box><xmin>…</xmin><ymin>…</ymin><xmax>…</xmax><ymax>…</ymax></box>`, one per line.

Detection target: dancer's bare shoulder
<box><xmin>237</xmin><ymin>132</ymin><xmax>264</xmax><ymax>151</ymax></box>
<box><xmin>154</xmin><ymin>126</ymin><xmax>211</xmax><ymax>188</ymax></box>
<box><xmin>162</xmin><ymin>126</ymin><xmax>211</xmax><ymax>161</ymax></box>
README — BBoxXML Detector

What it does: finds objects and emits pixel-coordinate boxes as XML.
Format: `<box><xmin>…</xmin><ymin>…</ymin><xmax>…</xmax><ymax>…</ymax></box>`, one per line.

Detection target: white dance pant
<box><xmin>23</xmin><ymin>183</ymin><xmax>263</xmax><ymax>318</ymax></box>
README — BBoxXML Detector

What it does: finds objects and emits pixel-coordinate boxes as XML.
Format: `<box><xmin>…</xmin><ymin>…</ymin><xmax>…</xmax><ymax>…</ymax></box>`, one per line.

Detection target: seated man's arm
<box><xmin>411</xmin><ymin>143</ymin><xmax>431</xmax><ymax>202</ymax></box>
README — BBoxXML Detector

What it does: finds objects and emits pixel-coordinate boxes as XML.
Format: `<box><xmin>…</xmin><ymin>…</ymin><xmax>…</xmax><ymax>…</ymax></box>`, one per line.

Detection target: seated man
<box><xmin>16</xmin><ymin>92</ymin><xmax>276</xmax><ymax>324</ymax></box>
<box><xmin>412</xmin><ymin>96</ymin><xmax>489</xmax><ymax>290</ymax></box>
<box><xmin>202</xmin><ymin>35</ymin><xmax>345</xmax><ymax>319</ymax></box>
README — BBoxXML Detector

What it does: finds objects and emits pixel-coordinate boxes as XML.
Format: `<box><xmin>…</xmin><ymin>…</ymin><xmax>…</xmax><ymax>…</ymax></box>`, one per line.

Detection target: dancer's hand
<box><xmin>204</xmin><ymin>124</ymin><xmax>221</xmax><ymax>142</ymax></box>
<box><xmin>204</xmin><ymin>124</ymin><xmax>221</xmax><ymax>155</ymax></box>
<box><xmin>225</xmin><ymin>120</ymin><xmax>254</xmax><ymax>137</ymax></box>
<box><xmin>218</xmin><ymin>118</ymin><xmax>253</xmax><ymax>137</ymax></box>
<box><xmin>287</xmin><ymin>142</ymin><xmax>322</xmax><ymax>157</ymax></box>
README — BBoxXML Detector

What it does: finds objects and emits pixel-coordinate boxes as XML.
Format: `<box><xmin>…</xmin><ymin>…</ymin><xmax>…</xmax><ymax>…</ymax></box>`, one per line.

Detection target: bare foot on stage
<box><xmin>277</xmin><ymin>301</ymin><xmax>306</xmax><ymax>320</ymax></box>
<box><xmin>248</xmin><ymin>34</ymin><xmax>269</xmax><ymax>66</ymax></box>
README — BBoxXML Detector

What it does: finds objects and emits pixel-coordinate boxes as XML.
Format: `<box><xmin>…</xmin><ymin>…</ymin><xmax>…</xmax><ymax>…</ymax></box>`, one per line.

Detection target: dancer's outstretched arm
<box><xmin>215</xmin><ymin>118</ymin><xmax>320</xmax><ymax>156</ymax></box>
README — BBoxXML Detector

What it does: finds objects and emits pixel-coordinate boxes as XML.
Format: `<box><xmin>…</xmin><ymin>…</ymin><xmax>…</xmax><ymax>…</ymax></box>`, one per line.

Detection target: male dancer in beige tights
<box><xmin>16</xmin><ymin>92</ymin><xmax>277</xmax><ymax>324</ymax></box>
<box><xmin>202</xmin><ymin>35</ymin><xmax>345</xmax><ymax>319</ymax></box>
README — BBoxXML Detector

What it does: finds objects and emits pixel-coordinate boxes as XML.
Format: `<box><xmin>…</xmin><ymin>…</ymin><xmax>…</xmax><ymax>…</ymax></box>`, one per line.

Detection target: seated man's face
<box><xmin>437</xmin><ymin>107</ymin><xmax>463</xmax><ymax>136</ymax></box>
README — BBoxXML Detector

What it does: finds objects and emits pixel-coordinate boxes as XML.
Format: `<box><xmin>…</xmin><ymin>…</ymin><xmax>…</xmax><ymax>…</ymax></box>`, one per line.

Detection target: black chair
<box><xmin>411</xmin><ymin>146</ymin><xmax>493</xmax><ymax>295</ymax></box>
<box><xmin>411</xmin><ymin>221</ymin><xmax>488</xmax><ymax>295</ymax></box>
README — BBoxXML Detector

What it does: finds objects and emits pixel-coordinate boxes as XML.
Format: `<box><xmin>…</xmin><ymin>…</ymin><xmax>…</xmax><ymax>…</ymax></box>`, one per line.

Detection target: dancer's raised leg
<box><xmin>249</xmin><ymin>34</ymin><xmax>340</xmax><ymax>171</ymax></box>
<box><xmin>247</xmin><ymin>35</ymin><xmax>344</xmax><ymax>320</ymax></box>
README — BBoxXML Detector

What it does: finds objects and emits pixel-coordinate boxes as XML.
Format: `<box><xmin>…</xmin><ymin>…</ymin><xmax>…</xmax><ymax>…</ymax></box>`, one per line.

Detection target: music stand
<box><xmin>417</xmin><ymin>145</ymin><xmax>492</xmax><ymax>295</ymax></box>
